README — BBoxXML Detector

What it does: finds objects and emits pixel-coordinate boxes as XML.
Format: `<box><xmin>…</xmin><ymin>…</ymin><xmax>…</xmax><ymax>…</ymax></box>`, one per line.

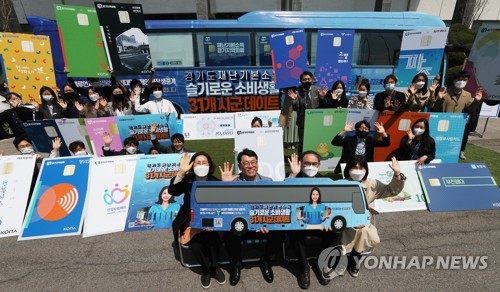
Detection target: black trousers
<box><xmin>461</xmin><ymin>122</ymin><xmax>471</xmax><ymax>151</ymax></box>
<box><xmin>288</xmin><ymin>230</ymin><xmax>341</xmax><ymax>273</ymax></box>
<box><xmin>224</xmin><ymin>231</ymin><xmax>285</xmax><ymax>267</ymax></box>
<box><xmin>188</xmin><ymin>231</ymin><xmax>222</xmax><ymax>275</ymax></box>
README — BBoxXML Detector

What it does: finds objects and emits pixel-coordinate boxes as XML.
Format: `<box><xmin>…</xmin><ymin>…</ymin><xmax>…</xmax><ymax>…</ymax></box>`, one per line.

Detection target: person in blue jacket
<box><xmin>137</xmin><ymin>186</ymin><xmax>180</xmax><ymax>229</ymax></box>
<box><xmin>297</xmin><ymin>187</ymin><xmax>329</xmax><ymax>225</ymax></box>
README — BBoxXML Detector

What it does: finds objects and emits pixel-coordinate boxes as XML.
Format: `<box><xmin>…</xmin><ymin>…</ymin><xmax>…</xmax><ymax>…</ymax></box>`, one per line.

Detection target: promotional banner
<box><xmin>374</xmin><ymin>111</ymin><xmax>430</xmax><ymax>162</ymax></box>
<box><xmin>54</xmin><ymin>4</ymin><xmax>110</xmax><ymax>78</ymax></box>
<box><xmin>234</xmin><ymin>110</ymin><xmax>280</xmax><ymax>129</ymax></box>
<box><xmin>95</xmin><ymin>2</ymin><xmax>152</xmax><ymax>76</ymax></box>
<box><xmin>0</xmin><ymin>155</ymin><xmax>37</xmax><ymax>238</ymax></box>
<box><xmin>303</xmin><ymin>108</ymin><xmax>347</xmax><ymax>171</ymax></box>
<box><xmin>116</xmin><ymin>114</ymin><xmax>179</xmax><ymax>154</ymax></box>
<box><xmin>428</xmin><ymin>112</ymin><xmax>467</xmax><ymax>163</ymax></box>
<box><xmin>85</xmin><ymin>116</ymin><xmax>121</xmax><ymax>157</ymax></box>
<box><xmin>315</xmin><ymin>30</ymin><xmax>355</xmax><ymax>90</ymax></box>
<box><xmin>270</xmin><ymin>29</ymin><xmax>308</xmax><ymax>89</ymax></box>
<box><xmin>19</xmin><ymin>156</ymin><xmax>92</xmax><ymax>240</ymax></box>
<box><xmin>82</xmin><ymin>156</ymin><xmax>137</xmax><ymax>237</ymax></box>
<box><xmin>22</xmin><ymin>120</ymin><xmax>71</xmax><ymax>157</ymax></box>
<box><xmin>182</xmin><ymin>112</ymin><xmax>235</xmax><ymax>140</ymax></box>
<box><xmin>0</xmin><ymin>32</ymin><xmax>57</xmax><ymax>102</ymax></box>
<box><xmin>395</xmin><ymin>28</ymin><xmax>449</xmax><ymax>90</ymax></box>
<box><xmin>234</xmin><ymin>128</ymin><xmax>285</xmax><ymax>181</ymax></box>
<box><xmin>257</xmin><ymin>34</ymin><xmax>272</xmax><ymax>66</ymax></box>
<box><xmin>464</xmin><ymin>24</ymin><xmax>500</xmax><ymax>101</ymax></box>
<box><xmin>190</xmin><ymin>179</ymin><xmax>371</xmax><ymax>233</ymax></box>
<box><xmin>55</xmin><ymin>118</ymin><xmax>94</xmax><ymax>155</ymax></box>
<box><xmin>203</xmin><ymin>35</ymin><xmax>250</xmax><ymax>66</ymax></box>
<box><xmin>125</xmin><ymin>155</ymin><xmax>183</xmax><ymax>231</ymax></box>
<box><xmin>346</xmin><ymin>109</ymin><xmax>379</xmax><ymax>129</ymax></box>
<box><xmin>417</xmin><ymin>163</ymin><xmax>500</xmax><ymax>212</ymax></box>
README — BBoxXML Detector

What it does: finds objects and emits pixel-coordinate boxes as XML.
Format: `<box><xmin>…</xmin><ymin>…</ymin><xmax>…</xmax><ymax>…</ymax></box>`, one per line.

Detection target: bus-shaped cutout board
<box><xmin>190</xmin><ymin>178</ymin><xmax>371</xmax><ymax>236</ymax></box>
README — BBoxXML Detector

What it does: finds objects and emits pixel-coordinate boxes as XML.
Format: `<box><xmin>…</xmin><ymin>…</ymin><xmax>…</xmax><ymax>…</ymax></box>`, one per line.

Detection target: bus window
<box><xmin>149</xmin><ymin>32</ymin><xmax>195</xmax><ymax>68</ymax></box>
<box><xmin>354</xmin><ymin>31</ymin><xmax>403</xmax><ymax>66</ymax></box>
<box><xmin>351</xmin><ymin>191</ymin><xmax>365</xmax><ymax>214</ymax></box>
<box><xmin>196</xmin><ymin>32</ymin><xmax>252</xmax><ymax>67</ymax></box>
<box><xmin>310</xmin><ymin>31</ymin><xmax>317</xmax><ymax>67</ymax></box>
<box><xmin>255</xmin><ymin>32</ymin><xmax>272</xmax><ymax>66</ymax></box>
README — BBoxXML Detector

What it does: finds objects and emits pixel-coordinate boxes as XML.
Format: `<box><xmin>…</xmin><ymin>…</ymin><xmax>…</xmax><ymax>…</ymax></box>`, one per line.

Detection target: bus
<box><xmin>190</xmin><ymin>178</ymin><xmax>371</xmax><ymax>236</ymax></box>
<box><xmin>27</xmin><ymin>11</ymin><xmax>446</xmax><ymax>115</ymax></box>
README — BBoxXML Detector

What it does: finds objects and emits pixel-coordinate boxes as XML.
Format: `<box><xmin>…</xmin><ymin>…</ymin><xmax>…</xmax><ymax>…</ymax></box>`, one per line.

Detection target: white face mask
<box><xmin>89</xmin><ymin>93</ymin><xmax>99</xmax><ymax>102</ymax></box>
<box><xmin>454</xmin><ymin>80</ymin><xmax>467</xmax><ymax>89</ymax></box>
<box><xmin>349</xmin><ymin>169</ymin><xmax>366</xmax><ymax>182</ymax></box>
<box><xmin>20</xmin><ymin>146</ymin><xmax>34</xmax><ymax>155</ymax></box>
<box><xmin>74</xmin><ymin>150</ymin><xmax>88</xmax><ymax>156</ymax></box>
<box><xmin>153</xmin><ymin>91</ymin><xmax>163</xmax><ymax>99</ymax></box>
<box><xmin>334</xmin><ymin>89</ymin><xmax>343</xmax><ymax>95</ymax></box>
<box><xmin>194</xmin><ymin>165</ymin><xmax>210</xmax><ymax>177</ymax></box>
<box><xmin>385</xmin><ymin>83</ymin><xmax>395</xmax><ymax>91</ymax></box>
<box><xmin>42</xmin><ymin>94</ymin><xmax>54</xmax><ymax>101</ymax></box>
<box><xmin>415</xmin><ymin>81</ymin><xmax>425</xmax><ymax>89</ymax></box>
<box><xmin>413</xmin><ymin>128</ymin><xmax>425</xmax><ymax>136</ymax></box>
<box><xmin>302</xmin><ymin>166</ymin><xmax>319</xmax><ymax>177</ymax></box>
<box><xmin>358</xmin><ymin>91</ymin><xmax>367</xmax><ymax>98</ymax></box>
<box><xmin>126</xmin><ymin>146</ymin><xmax>137</xmax><ymax>154</ymax></box>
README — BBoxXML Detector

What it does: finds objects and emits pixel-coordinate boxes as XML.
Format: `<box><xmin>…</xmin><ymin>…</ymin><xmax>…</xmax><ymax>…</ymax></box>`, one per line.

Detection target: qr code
<box><xmin>214</xmin><ymin>218</ymin><xmax>223</xmax><ymax>228</ymax></box>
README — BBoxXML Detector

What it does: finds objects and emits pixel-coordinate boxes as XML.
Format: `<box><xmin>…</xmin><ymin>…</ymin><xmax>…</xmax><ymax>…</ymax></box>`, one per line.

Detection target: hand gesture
<box><xmin>107</xmin><ymin>67</ymin><xmax>114</xmax><ymax>74</ymax></box>
<box><xmin>388</xmin><ymin>156</ymin><xmax>401</xmax><ymax>176</ymax></box>
<box><xmin>437</xmin><ymin>88</ymin><xmax>446</xmax><ymax>100</ymax></box>
<box><xmin>374</xmin><ymin>122</ymin><xmax>386</xmax><ymax>134</ymax></box>
<box><xmin>392</xmin><ymin>100</ymin><xmax>401</xmax><ymax>111</ymax></box>
<box><xmin>150</xmin><ymin>66</ymin><xmax>155</xmax><ymax>73</ymax></box>
<box><xmin>362</xmin><ymin>96</ymin><xmax>368</xmax><ymax>104</ymax></box>
<box><xmin>331</xmin><ymin>91</ymin><xmax>339</xmax><ymax>100</ymax></box>
<box><xmin>256</xmin><ymin>227</ymin><xmax>269</xmax><ymax>234</ymax></box>
<box><xmin>287</xmin><ymin>153</ymin><xmax>301</xmax><ymax>177</ymax></box>
<box><xmin>343</xmin><ymin>121</ymin><xmax>355</xmax><ymax>133</ymax></box>
<box><xmin>219</xmin><ymin>162</ymin><xmax>237</xmax><ymax>181</ymax></box>
<box><xmin>322</xmin><ymin>225</ymin><xmax>333</xmax><ymax>232</ymax></box>
<box><xmin>178</xmin><ymin>152</ymin><xmax>193</xmax><ymax>176</ymax></box>
<box><xmin>409</xmin><ymin>83</ymin><xmax>417</xmax><ymax>95</ymax></box>
<box><xmin>99</xmin><ymin>97</ymin><xmax>107</xmax><ymax>108</ymax></box>
<box><xmin>30</xmin><ymin>101</ymin><xmax>39</xmax><ymax>110</ymax></box>
<box><xmin>416</xmin><ymin>156</ymin><xmax>427</xmax><ymax>166</ymax></box>
<box><xmin>475</xmin><ymin>87</ymin><xmax>483</xmax><ymax>101</ymax></box>
<box><xmin>150</xmin><ymin>122</ymin><xmax>157</xmax><ymax>133</ymax></box>
<box><xmin>165</xmin><ymin>108</ymin><xmax>171</xmax><ymax>116</ymax></box>
<box><xmin>287</xmin><ymin>89</ymin><xmax>298</xmax><ymax>101</ymax></box>
<box><xmin>406</xmin><ymin>129</ymin><xmax>415</xmax><ymax>142</ymax></box>
<box><xmin>63</xmin><ymin>67</ymin><xmax>69</xmax><ymax>73</ymax></box>
<box><xmin>102</xmin><ymin>132</ymin><xmax>113</xmax><ymax>147</ymax></box>
<box><xmin>129</xmin><ymin>93</ymin><xmax>136</xmax><ymax>103</ymax></box>
<box><xmin>52</xmin><ymin>137</ymin><xmax>62</xmax><ymax>151</ymax></box>
<box><xmin>75</xmin><ymin>101</ymin><xmax>84</xmax><ymax>112</ymax></box>
<box><xmin>429</xmin><ymin>78</ymin><xmax>439</xmax><ymax>92</ymax></box>
<box><xmin>319</xmin><ymin>87</ymin><xmax>328</xmax><ymax>98</ymax></box>
<box><xmin>94</xmin><ymin>101</ymin><xmax>100</xmax><ymax>110</ymax></box>
<box><xmin>384</xmin><ymin>96</ymin><xmax>392</xmax><ymax>108</ymax></box>
<box><xmin>58</xmin><ymin>99</ymin><xmax>67</xmax><ymax>110</ymax></box>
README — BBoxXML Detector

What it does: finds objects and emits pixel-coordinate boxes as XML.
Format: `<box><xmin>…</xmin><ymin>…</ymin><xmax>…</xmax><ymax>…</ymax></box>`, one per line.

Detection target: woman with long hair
<box><xmin>398</xmin><ymin>118</ymin><xmax>436</xmax><ymax>165</ymax></box>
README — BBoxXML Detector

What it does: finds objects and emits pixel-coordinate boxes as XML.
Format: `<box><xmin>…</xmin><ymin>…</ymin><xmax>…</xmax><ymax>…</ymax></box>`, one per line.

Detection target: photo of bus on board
<box><xmin>190</xmin><ymin>178</ymin><xmax>371</xmax><ymax>236</ymax></box>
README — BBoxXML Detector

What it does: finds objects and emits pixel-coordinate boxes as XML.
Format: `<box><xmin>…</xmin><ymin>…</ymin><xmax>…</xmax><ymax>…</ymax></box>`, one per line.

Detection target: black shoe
<box><xmin>213</xmin><ymin>268</ymin><xmax>226</xmax><ymax>285</ymax></box>
<box><xmin>347</xmin><ymin>255</ymin><xmax>360</xmax><ymax>278</ymax></box>
<box><xmin>312</xmin><ymin>261</ymin><xmax>330</xmax><ymax>286</ymax></box>
<box><xmin>229</xmin><ymin>263</ymin><xmax>241</xmax><ymax>286</ymax></box>
<box><xmin>201</xmin><ymin>273</ymin><xmax>211</xmax><ymax>289</ymax></box>
<box><xmin>259</xmin><ymin>259</ymin><xmax>274</xmax><ymax>283</ymax></box>
<box><xmin>297</xmin><ymin>266</ymin><xmax>310</xmax><ymax>289</ymax></box>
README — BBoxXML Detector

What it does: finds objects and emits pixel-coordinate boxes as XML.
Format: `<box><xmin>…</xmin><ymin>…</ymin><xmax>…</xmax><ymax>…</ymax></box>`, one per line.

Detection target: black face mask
<box><xmin>112</xmin><ymin>94</ymin><xmax>124</xmax><ymax>100</ymax></box>
<box><xmin>64</xmin><ymin>92</ymin><xmax>78</xmax><ymax>101</ymax></box>
<box><xmin>357</xmin><ymin>131</ymin><xmax>369</xmax><ymax>138</ymax></box>
<box><xmin>301</xmin><ymin>82</ymin><xmax>312</xmax><ymax>89</ymax></box>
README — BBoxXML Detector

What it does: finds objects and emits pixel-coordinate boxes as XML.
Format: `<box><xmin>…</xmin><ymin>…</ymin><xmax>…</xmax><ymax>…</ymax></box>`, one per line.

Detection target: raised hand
<box><xmin>429</xmin><ymin>79</ymin><xmax>439</xmax><ymax>93</ymax></box>
<box><xmin>94</xmin><ymin>101</ymin><xmax>100</xmax><ymax>110</ymax></box>
<box><xmin>150</xmin><ymin>122</ymin><xmax>158</xmax><ymax>133</ymax></box>
<box><xmin>256</xmin><ymin>227</ymin><xmax>269</xmax><ymax>234</ymax></box>
<box><xmin>52</xmin><ymin>137</ymin><xmax>62</xmax><ymax>151</ymax></box>
<box><xmin>392</xmin><ymin>99</ymin><xmax>401</xmax><ymax>111</ymax></box>
<box><xmin>58</xmin><ymin>99</ymin><xmax>68</xmax><ymax>110</ymax></box>
<box><xmin>219</xmin><ymin>161</ymin><xmax>237</xmax><ymax>181</ymax></box>
<box><xmin>178</xmin><ymin>152</ymin><xmax>193</xmax><ymax>176</ymax></box>
<box><xmin>287</xmin><ymin>153</ymin><xmax>301</xmax><ymax>177</ymax></box>
<box><xmin>331</xmin><ymin>91</ymin><xmax>339</xmax><ymax>100</ymax></box>
<box><xmin>287</xmin><ymin>89</ymin><xmax>298</xmax><ymax>101</ymax></box>
<box><xmin>75</xmin><ymin>101</ymin><xmax>84</xmax><ymax>112</ymax></box>
<box><xmin>406</xmin><ymin>129</ymin><xmax>415</xmax><ymax>142</ymax></box>
<box><xmin>384</xmin><ymin>96</ymin><xmax>392</xmax><ymax>108</ymax></box>
<box><xmin>409</xmin><ymin>83</ymin><xmax>417</xmax><ymax>95</ymax></box>
<box><xmin>102</xmin><ymin>132</ymin><xmax>113</xmax><ymax>147</ymax></box>
<box><xmin>319</xmin><ymin>87</ymin><xmax>328</xmax><ymax>98</ymax></box>
<box><xmin>150</xmin><ymin>66</ymin><xmax>155</xmax><ymax>73</ymax></box>
<box><xmin>343</xmin><ymin>121</ymin><xmax>355</xmax><ymax>133</ymax></box>
<box><xmin>475</xmin><ymin>87</ymin><xmax>483</xmax><ymax>101</ymax></box>
<box><xmin>374</xmin><ymin>122</ymin><xmax>386</xmax><ymax>135</ymax></box>
<box><xmin>129</xmin><ymin>92</ymin><xmax>136</xmax><ymax>103</ymax></box>
<box><xmin>99</xmin><ymin>98</ymin><xmax>107</xmax><ymax>108</ymax></box>
<box><xmin>437</xmin><ymin>88</ymin><xmax>446</xmax><ymax>100</ymax></box>
<box><xmin>30</xmin><ymin>101</ymin><xmax>39</xmax><ymax>111</ymax></box>
<box><xmin>388</xmin><ymin>156</ymin><xmax>401</xmax><ymax>176</ymax></box>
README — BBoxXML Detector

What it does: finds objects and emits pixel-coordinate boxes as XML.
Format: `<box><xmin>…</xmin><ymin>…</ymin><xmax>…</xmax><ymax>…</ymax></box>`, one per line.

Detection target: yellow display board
<box><xmin>0</xmin><ymin>33</ymin><xmax>57</xmax><ymax>103</ymax></box>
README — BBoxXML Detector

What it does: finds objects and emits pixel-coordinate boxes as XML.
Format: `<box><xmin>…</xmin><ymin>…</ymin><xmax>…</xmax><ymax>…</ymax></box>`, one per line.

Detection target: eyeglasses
<box><xmin>241</xmin><ymin>161</ymin><xmax>258</xmax><ymax>167</ymax></box>
<box><xmin>302</xmin><ymin>162</ymin><xmax>320</xmax><ymax>167</ymax></box>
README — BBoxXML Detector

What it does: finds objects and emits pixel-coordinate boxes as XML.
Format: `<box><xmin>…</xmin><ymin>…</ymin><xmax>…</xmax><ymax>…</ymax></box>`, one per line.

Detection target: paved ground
<box><xmin>0</xmin><ymin>117</ymin><xmax>499</xmax><ymax>291</ymax></box>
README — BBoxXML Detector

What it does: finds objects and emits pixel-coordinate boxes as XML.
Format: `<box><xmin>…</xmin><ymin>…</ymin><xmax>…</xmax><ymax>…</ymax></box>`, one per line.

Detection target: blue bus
<box><xmin>27</xmin><ymin>11</ymin><xmax>446</xmax><ymax>115</ymax></box>
<box><xmin>190</xmin><ymin>178</ymin><xmax>371</xmax><ymax>236</ymax></box>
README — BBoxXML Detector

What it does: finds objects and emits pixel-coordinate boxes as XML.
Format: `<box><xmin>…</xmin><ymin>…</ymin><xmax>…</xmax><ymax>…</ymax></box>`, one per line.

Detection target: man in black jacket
<box><xmin>0</xmin><ymin>92</ymin><xmax>35</xmax><ymax>137</ymax></box>
<box><xmin>331</xmin><ymin>120</ymin><xmax>390</xmax><ymax>174</ymax></box>
<box><xmin>102</xmin><ymin>133</ymin><xmax>143</xmax><ymax>156</ymax></box>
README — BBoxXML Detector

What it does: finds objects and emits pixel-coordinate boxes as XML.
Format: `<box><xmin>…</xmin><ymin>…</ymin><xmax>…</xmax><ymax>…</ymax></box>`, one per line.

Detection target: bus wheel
<box><xmin>331</xmin><ymin>216</ymin><xmax>346</xmax><ymax>233</ymax></box>
<box><xmin>231</xmin><ymin>217</ymin><xmax>248</xmax><ymax>236</ymax></box>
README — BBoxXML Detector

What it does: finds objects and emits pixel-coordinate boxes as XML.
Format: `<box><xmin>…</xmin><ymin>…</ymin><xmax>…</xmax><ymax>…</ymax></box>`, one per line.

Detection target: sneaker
<box><xmin>214</xmin><ymin>268</ymin><xmax>226</xmax><ymax>285</ymax></box>
<box><xmin>201</xmin><ymin>274</ymin><xmax>211</xmax><ymax>289</ymax></box>
<box><xmin>460</xmin><ymin>151</ymin><xmax>466</xmax><ymax>160</ymax></box>
<box><xmin>297</xmin><ymin>265</ymin><xmax>310</xmax><ymax>289</ymax></box>
<box><xmin>347</xmin><ymin>254</ymin><xmax>360</xmax><ymax>278</ymax></box>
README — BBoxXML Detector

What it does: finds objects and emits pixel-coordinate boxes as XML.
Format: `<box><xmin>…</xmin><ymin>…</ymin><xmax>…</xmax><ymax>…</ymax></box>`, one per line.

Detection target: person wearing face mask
<box><xmin>405</xmin><ymin>73</ymin><xmax>439</xmax><ymax>112</ymax></box>
<box><xmin>68</xmin><ymin>140</ymin><xmax>91</xmax><ymax>156</ymax></box>
<box><xmin>349</xmin><ymin>79</ymin><xmax>372</xmax><ymax>110</ymax></box>
<box><xmin>286</xmin><ymin>71</ymin><xmax>329</xmax><ymax>154</ymax></box>
<box><xmin>101</xmin><ymin>133</ymin><xmax>143</xmax><ymax>156</ymax></box>
<box><xmin>129</xmin><ymin>67</ymin><xmax>155</xmax><ymax>107</ymax></box>
<box><xmin>108</xmin><ymin>86</ymin><xmax>133</xmax><ymax>116</ymax></box>
<box><xmin>342</xmin><ymin>156</ymin><xmax>405</xmax><ymax>278</ymax></box>
<box><xmin>374</xmin><ymin>74</ymin><xmax>407</xmax><ymax>112</ymax></box>
<box><xmin>287</xmin><ymin>151</ymin><xmax>340</xmax><ymax>289</ymax></box>
<box><xmin>149</xmin><ymin>123</ymin><xmax>190</xmax><ymax>154</ymax></box>
<box><xmin>76</xmin><ymin>87</ymin><xmax>112</xmax><ymax>118</ymax></box>
<box><xmin>430</xmin><ymin>71</ymin><xmax>484</xmax><ymax>160</ymax></box>
<box><xmin>0</xmin><ymin>92</ymin><xmax>35</xmax><ymax>137</ymax></box>
<box><xmin>325</xmin><ymin>80</ymin><xmax>349</xmax><ymax>108</ymax></box>
<box><xmin>32</xmin><ymin>86</ymin><xmax>68</xmax><ymax>120</ymax></box>
<box><xmin>169</xmin><ymin>152</ymin><xmax>234</xmax><ymax>289</ymax></box>
<box><xmin>398</xmin><ymin>118</ymin><xmax>436</xmax><ymax>166</ymax></box>
<box><xmin>331</xmin><ymin>120</ymin><xmax>390</xmax><ymax>174</ymax></box>
<box><xmin>134</xmin><ymin>82</ymin><xmax>177</xmax><ymax>117</ymax></box>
